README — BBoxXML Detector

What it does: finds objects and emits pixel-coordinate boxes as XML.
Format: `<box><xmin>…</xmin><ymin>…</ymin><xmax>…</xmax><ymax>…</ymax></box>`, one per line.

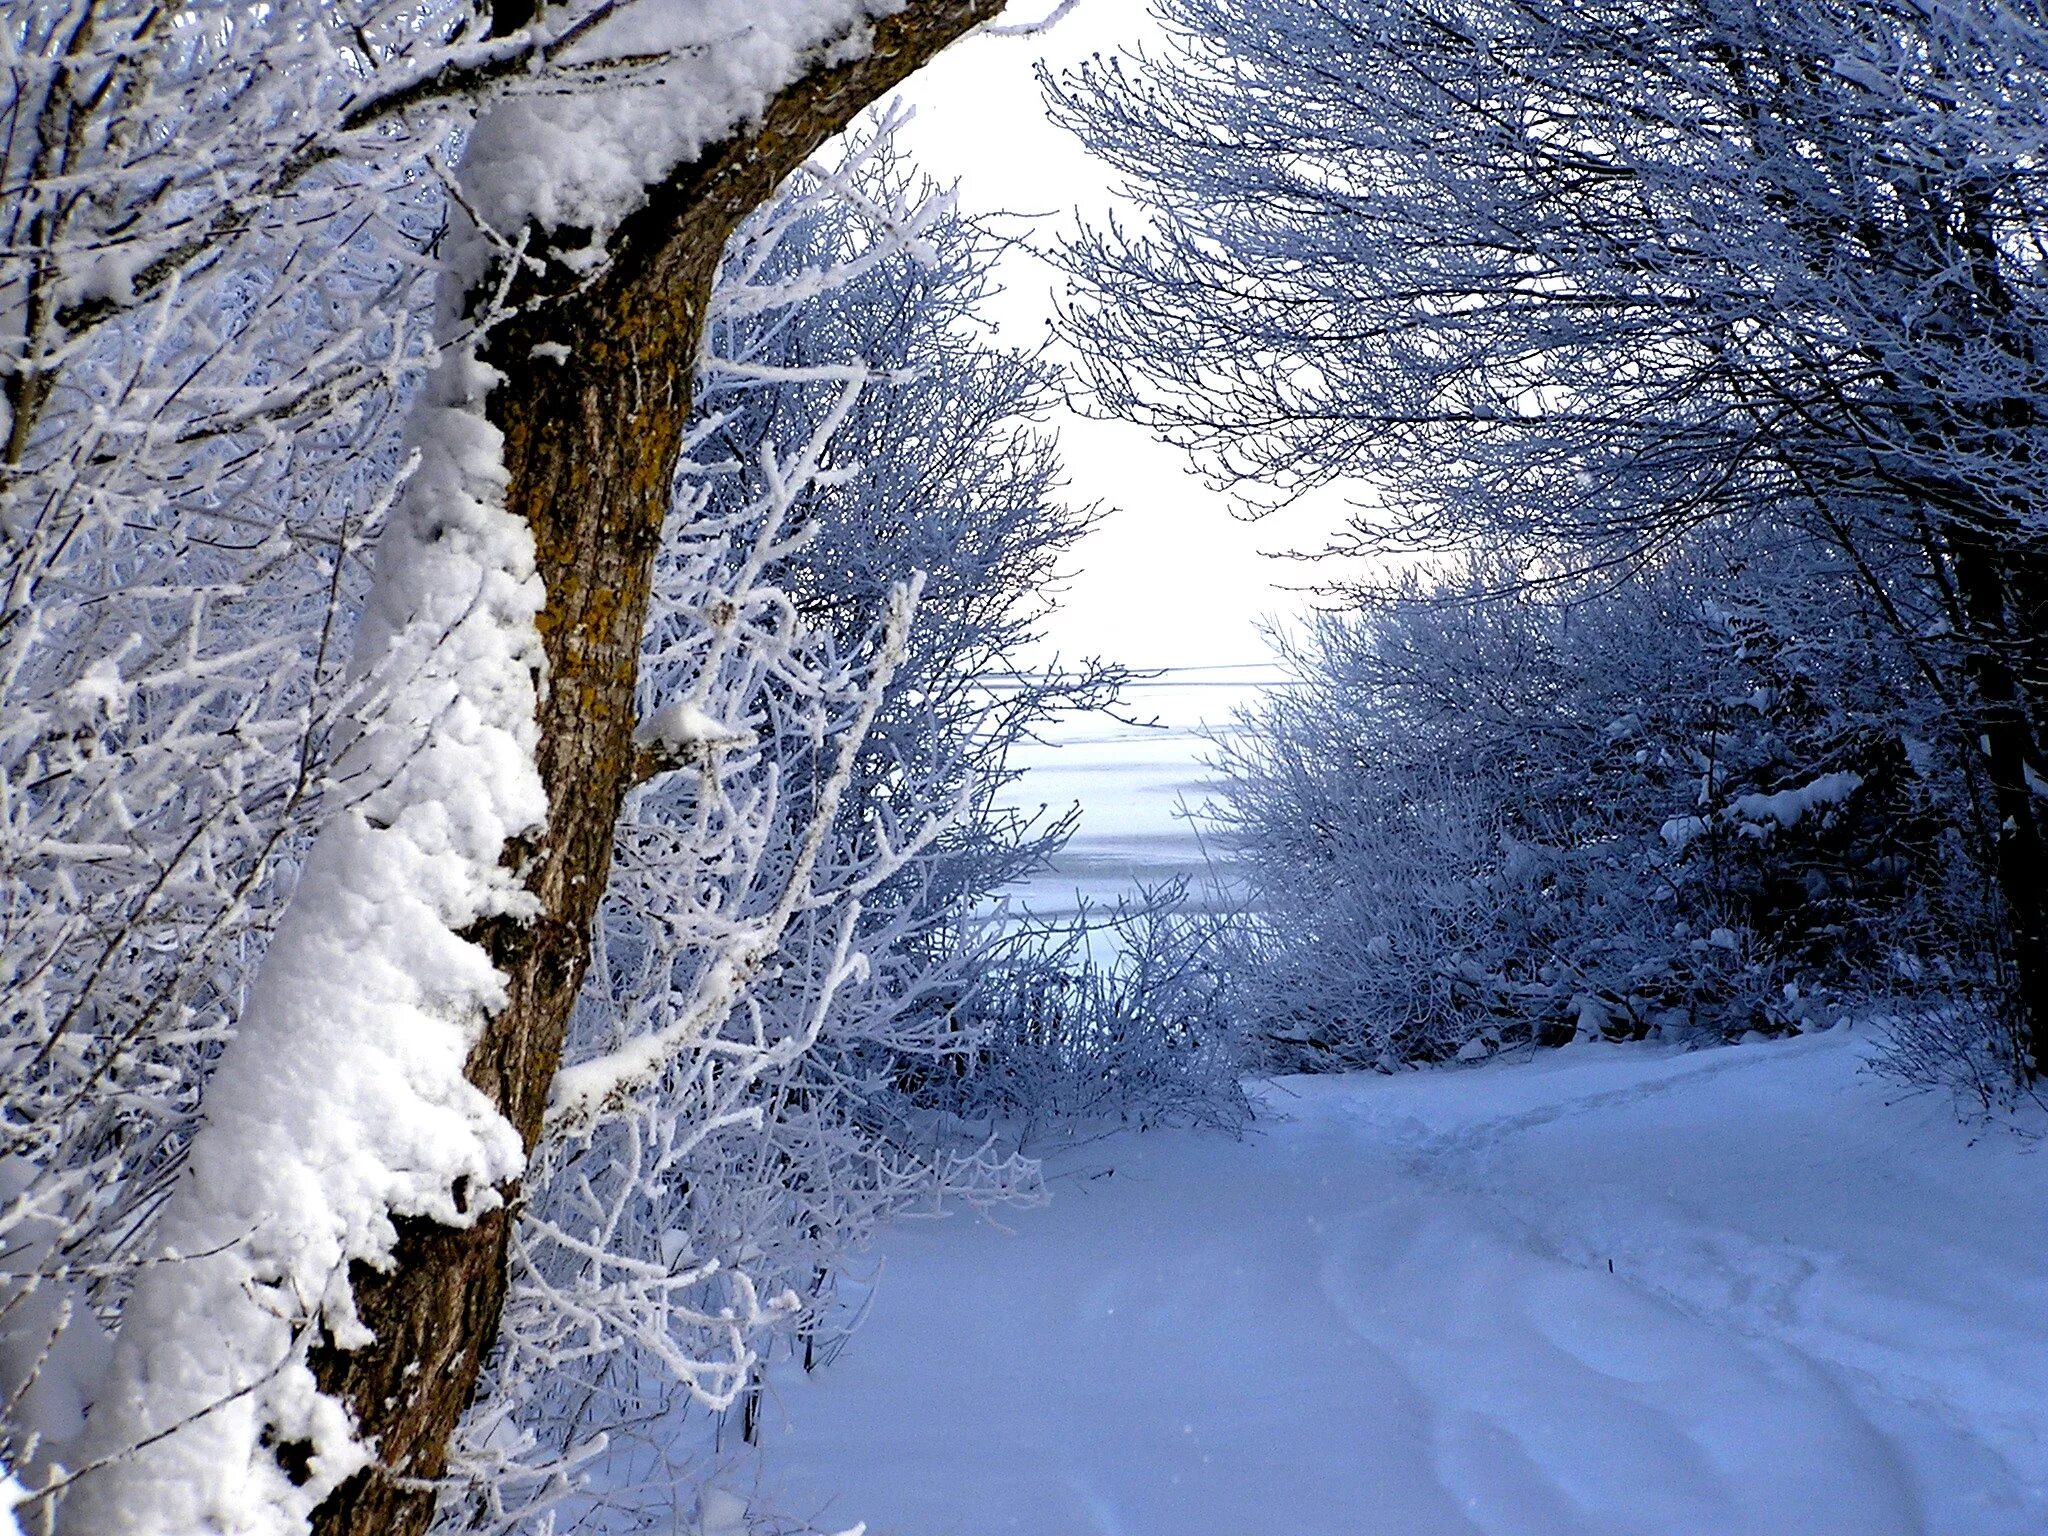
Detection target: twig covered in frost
<box><xmin>546</xmin><ymin>577</ymin><xmax>926</xmax><ymax>1139</ymax></box>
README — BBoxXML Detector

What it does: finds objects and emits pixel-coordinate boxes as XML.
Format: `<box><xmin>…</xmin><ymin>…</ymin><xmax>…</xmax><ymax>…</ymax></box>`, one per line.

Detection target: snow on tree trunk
<box><xmin>63</xmin><ymin>5</ymin><xmax>1004</xmax><ymax>1534</ymax></box>
<box><xmin>60</xmin><ymin>337</ymin><xmax>543</xmax><ymax>1536</ymax></box>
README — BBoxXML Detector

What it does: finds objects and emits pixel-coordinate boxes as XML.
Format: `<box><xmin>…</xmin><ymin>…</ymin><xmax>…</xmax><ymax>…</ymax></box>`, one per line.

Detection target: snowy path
<box><xmin>742</xmin><ymin>1032</ymin><xmax>2048</xmax><ymax>1536</ymax></box>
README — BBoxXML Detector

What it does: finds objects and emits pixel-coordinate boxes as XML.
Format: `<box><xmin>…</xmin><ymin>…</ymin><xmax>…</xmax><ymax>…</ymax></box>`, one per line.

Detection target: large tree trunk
<box><xmin>1949</xmin><ymin>540</ymin><xmax>2048</xmax><ymax>1078</ymax></box>
<box><xmin>1938</xmin><ymin>191</ymin><xmax>2048</xmax><ymax>1079</ymax></box>
<box><xmin>302</xmin><ymin>7</ymin><xmax>1003</xmax><ymax>1533</ymax></box>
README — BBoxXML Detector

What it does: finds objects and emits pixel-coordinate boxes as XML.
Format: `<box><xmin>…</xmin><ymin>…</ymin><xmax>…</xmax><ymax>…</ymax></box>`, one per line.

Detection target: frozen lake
<box><xmin>994</xmin><ymin>666</ymin><xmax>1275</xmax><ymax>924</ymax></box>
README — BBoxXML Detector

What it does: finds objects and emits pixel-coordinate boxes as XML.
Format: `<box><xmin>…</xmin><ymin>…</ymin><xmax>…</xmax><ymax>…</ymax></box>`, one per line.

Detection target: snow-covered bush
<box><xmin>903</xmin><ymin>886</ymin><xmax>1251</xmax><ymax>1143</ymax></box>
<box><xmin>1210</xmin><ymin>545</ymin><xmax>1977</xmax><ymax>1070</ymax></box>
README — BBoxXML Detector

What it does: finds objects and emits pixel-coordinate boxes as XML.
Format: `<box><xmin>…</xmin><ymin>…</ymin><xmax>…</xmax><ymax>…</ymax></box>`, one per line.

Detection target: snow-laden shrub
<box><xmin>903</xmin><ymin>886</ymin><xmax>1252</xmax><ymax>1143</ymax></box>
<box><xmin>1210</xmin><ymin>545</ymin><xmax>1982</xmax><ymax>1071</ymax></box>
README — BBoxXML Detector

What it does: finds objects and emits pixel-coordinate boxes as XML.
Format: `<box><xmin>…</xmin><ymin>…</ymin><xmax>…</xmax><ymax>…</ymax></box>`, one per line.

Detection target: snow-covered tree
<box><xmin>4</xmin><ymin>4</ymin><xmax>1014</xmax><ymax>1534</ymax></box>
<box><xmin>1051</xmin><ymin>0</ymin><xmax>2048</xmax><ymax>1076</ymax></box>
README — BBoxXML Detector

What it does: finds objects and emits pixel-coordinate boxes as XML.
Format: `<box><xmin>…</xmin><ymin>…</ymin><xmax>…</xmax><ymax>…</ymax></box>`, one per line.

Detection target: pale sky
<box><xmin>879</xmin><ymin>2</ymin><xmax>1361</xmax><ymax>892</ymax></box>
<box><xmin>887</xmin><ymin>0</ymin><xmax>1351</xmax><ymax>675</ymax></box>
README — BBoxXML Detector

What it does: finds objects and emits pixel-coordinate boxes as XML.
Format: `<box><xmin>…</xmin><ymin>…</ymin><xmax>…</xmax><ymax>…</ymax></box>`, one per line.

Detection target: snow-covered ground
<box><xmin>729</xmin><ymin>1030</ymin><xmax>2046</xmax><ymax>1535</ymax></box>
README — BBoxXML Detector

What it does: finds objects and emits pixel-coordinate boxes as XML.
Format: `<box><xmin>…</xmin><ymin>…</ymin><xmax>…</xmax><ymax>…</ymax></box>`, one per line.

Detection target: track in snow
<box><xmin>732</xmin><ymin>1032</ymin><xmax>2048</xmax><ymax>1536</ymax></box>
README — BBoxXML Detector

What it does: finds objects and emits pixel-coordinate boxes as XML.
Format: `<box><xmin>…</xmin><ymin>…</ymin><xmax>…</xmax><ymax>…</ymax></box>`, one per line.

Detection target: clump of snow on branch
<box><xmin>465</xmin><ymin>0</ymin><xmax>890</xmax><ymax>249</ymax></box>
<box><xmin>61</xmin><ymin>337</ymin><xmax>547</xmax><ymax>1536</ymax></box>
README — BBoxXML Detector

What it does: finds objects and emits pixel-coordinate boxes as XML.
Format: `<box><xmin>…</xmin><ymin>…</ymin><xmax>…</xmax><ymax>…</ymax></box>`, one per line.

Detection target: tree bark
<box><xmin>306</xmin><ymin>7</ymin><xmax>1003</xmax><ymax>1532</ymax></box>
<box><xmin>1949</xmin><ymin>541</ymin><xmax>2048</xmax><ymax>1077</ymax></box>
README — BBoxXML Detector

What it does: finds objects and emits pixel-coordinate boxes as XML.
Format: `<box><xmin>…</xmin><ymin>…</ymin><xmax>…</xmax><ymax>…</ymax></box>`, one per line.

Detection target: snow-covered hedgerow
<box><xmin>1208</xmin><ymin>543</ymin><xmax>1983</xmax><ymax>1072</ymax></box>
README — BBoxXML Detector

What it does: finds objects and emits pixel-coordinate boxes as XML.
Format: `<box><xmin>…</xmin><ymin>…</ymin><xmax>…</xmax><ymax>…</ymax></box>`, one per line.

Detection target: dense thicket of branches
<box><xmin>1052</xmin><ymin>0</ymin><xmax>2048</xmax><ymax>1077</ymax></box>
<box><xmin>1211</xmin><ymin>543</ymin><xmax>1998</xmax><ymax>1083</ymax></box>
<box><xmin>0</xmin><ymin>2</ymin><xmax>1242</xmax><ymax>1512</ymax></box>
